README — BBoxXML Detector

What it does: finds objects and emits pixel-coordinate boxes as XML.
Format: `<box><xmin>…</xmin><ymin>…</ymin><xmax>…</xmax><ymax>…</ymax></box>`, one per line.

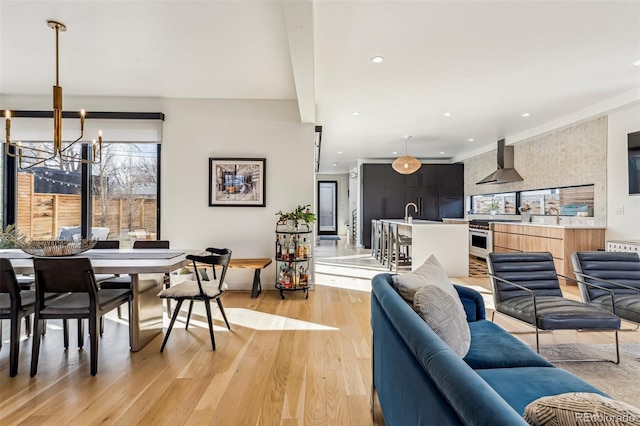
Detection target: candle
<box><xmin>92</xmin><ymin>139</ymin><xmax>97</xmax><ymax>158</ymax></box>
<box><xmin>80</xmin><ymin>109</ymin><xmax>85</xmax><ymax>131</ymax></box>
<box><xmin>5</xmin><ymin>110</ymin><xmax>10</xmax><ymax>140</ymax></box>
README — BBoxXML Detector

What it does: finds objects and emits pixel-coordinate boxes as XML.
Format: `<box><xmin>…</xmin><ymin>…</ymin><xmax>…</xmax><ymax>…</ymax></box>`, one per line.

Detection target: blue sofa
<box><xmin>371</xmin><ymin>273</ymin><xmax>607</xmax><ymax>426</ymax></box>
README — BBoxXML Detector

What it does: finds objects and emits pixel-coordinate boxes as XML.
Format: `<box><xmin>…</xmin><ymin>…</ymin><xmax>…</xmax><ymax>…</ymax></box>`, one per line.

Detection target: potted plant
<box><xmin>0</xmin><ymin>224</ymin><xmax>26</xmax><ymax>249</ymax></box>
<box><xmin>276</xmin><ymin>204</ymin><xmax>317</xmax><ymax>230</ymax></box>
<box><xmin>519</xmin><ymin>203</ymin><xmax>532</xmax><ymax>222</ymax></box>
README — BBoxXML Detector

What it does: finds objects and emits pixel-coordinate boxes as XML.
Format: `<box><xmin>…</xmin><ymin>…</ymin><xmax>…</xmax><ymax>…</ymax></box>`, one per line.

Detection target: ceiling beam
<box><xmin>282</xmin><ymin>0</ymin><xmax>315</xmax><ymax>124</ymax></box>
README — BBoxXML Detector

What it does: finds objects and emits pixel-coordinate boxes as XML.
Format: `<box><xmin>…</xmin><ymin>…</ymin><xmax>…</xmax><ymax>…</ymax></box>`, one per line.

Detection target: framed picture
<box><xmin>209</xmin><ymin>158</ymin><xmax>266</xmax><ymax>207</ymax></box>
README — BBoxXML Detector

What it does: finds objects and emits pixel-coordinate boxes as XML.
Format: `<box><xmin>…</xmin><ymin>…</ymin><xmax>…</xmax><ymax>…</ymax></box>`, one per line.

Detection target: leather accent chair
<box><xmin>571</xmin><ymin>251</ymin><xmax>640</xmax><ymax>325</ymax></box>
<box><xmin>487</xmin><ymin>252</ymin><xmax>621</xmax><ymax>363</ymax></box>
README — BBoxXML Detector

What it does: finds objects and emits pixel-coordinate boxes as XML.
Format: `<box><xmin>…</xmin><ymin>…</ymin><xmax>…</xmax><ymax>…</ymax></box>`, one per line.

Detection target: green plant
<box><xmin>0</xmin><ymin>224</ymin><xmax>26</xmax><ymax>249</ymax></box>
<box><xmin>276</xmin><ymin>204</ymin><xmax>317</xmax><ymax>225</ymax></box>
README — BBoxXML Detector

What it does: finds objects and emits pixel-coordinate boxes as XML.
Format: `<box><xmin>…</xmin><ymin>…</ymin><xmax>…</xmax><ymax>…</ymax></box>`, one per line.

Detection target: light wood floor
<box><xmin>1</xmin><ymin>242</ymin><xmax>639</xmax><ymax>425</ymax></box>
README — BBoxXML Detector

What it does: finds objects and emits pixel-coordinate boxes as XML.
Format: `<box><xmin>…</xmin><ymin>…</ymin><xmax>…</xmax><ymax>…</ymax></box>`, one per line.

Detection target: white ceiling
<box><xmin>1</xmin><ymin>1</ymin><xmax>639</xmax><ymax>173</ymax></box>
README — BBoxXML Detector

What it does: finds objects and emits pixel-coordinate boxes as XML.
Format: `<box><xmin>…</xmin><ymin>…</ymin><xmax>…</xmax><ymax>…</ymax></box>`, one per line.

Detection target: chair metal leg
<box><xmin>63</xmin><ymin>319</ymin><xmax>69</xmax><ymax>349</ymax></box>
<box><xmin>100</xmin><ymin>316</ymin><xmax>104</xmax><ymax>336</ymax></box>
<box><xmin>24</xmin><ymin>315</ymin><xmax>32</xmax><ymax>337</ymax></box>
<box><xmin>116</xmin><ymin>305</ymin><xmax>123</xmax><ymax>319</ymax></box>
<box><xmin>204</xmin><ymin>301</ymin><xmax>216</xmax><ymax>351</ymax></box>
<box><xmin>30</xmin><ymin>319</ymin><xmax>42</xmax><ymax>377</ymax></box>
<box><xmin>9</xmin><ymin>314</ymin><xmax>21</xmax><ymax>377</ymax></box>
<box><xmin>0</xmin><ymin>320</ymin><xmax>2</xmax><ymax>350</ymax></box>
<box><xmin>185</xmin><ymin>301</ymin><xmax>194</xmax><ymax>330</ymax></box>
<box><xmin>78</xmin><ymin>319</ymin><xmax>84</xmax><ymax>348</ymax></box>
<box><xmin>217</xmin><ymin>298</ymin><xmax>231</xmax><ymax>330</ymax></box>
<box><xmin>160</xmin><ymin>299</ymin><xmax>183</xmax><ymax>352</ymax></box>
<box><xmin>89</xmin><ymin>315</ymin><xmax>98</xmax><ymax>376</ymax></box>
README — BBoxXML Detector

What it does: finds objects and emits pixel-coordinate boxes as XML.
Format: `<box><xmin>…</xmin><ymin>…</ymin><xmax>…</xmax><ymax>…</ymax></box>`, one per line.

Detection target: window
<box><xmin>470</xmin><ymin>192</ymin><xmax>516</xmax><ymax>215</ymax></box>
<box><xmin>520</xmin><ymin>185</ymin><xmax>594</xmax><ymax>217</ymax></box>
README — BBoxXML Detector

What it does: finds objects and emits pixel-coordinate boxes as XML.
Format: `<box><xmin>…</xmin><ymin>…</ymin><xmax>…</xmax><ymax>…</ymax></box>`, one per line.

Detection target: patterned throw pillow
<box><xmin>413</xmin><ymin>285</ymin><xmax>471</xmax><ymax>357</ymax></box>
<box><xmin>524</xmin><ymin>392</ymin><xmax>640</xmax><ymax>426</ymax></box>
<box><xmin>392</xmin><ymin>254</ymin><xmax>464</xmax><ymax>312</ymax></box>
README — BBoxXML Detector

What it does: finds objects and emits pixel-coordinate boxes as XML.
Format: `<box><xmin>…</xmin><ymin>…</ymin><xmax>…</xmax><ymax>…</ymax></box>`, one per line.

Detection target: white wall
<box><xmin>3</xmin><ymin>95</ymin><xmax>316</xmax><ymax>289</ymax></box>
<box><xmin>161</xmin><ymin>98</ymin><xmax>315</xmax><ymax>288</ymax></box>
<box><xmin>315</xmin><ymin>173</ymin><xmax>349</xmax><ymax>236</ymax></box>
<box><xmin>606</xmin><ymin>103</ymin><xmax>640</xmax><ymax>240</ymax></box>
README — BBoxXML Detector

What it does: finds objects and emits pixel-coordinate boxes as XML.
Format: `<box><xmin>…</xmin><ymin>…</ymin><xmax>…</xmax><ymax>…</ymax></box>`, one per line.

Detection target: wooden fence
<box><xmin>17</xmin><ymin>173</ymin><xmax>157</xmax><ymax>240</ymax></box>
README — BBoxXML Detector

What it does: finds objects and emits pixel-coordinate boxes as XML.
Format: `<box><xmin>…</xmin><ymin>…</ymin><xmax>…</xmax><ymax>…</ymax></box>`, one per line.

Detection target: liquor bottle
<box><xmin>276</xmin><ymin>235</ymin><xmax>282</xmax><ymax>260</ymax></box>
<box><xmin>288</xmin><ymin>236</ymin><xmax>295</xmax><ymax>261</ymax></box>
<box><xmin>296</xmin><ymin>234</ymin><xmax>304</xmax><ymax>259</ymax></box>
<box><xmin>302</xmin><ymin>238</ymin><xmax>309</xmax><ymax>258</ymax></box>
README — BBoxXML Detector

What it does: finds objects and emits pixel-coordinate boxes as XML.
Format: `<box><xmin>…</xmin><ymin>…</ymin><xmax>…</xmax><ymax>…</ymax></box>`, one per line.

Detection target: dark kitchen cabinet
<box><xmin>360</xmin><ymin>163</ymin><xmax>464</xmax><ymax>248</ymax></box>
<box><xmin>404</xmin><ymin>165</ymin><xmax>437</xmax><ymax>188</ymax></box>
<box><xmin>404</xmin><ymin>187</ymin><xmax>438</xmax><ymax>220</ymax></box>
<box><xmin>361</xmin><ymin>164</ymin><xmax>405</xmax><ymax>247</ymax></box>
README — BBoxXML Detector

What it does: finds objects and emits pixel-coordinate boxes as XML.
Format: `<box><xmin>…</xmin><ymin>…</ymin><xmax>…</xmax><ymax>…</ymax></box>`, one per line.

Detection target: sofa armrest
<box><xmin>454</xmin><ymin>284</ymin><xmax>486</xmax><ymax>322</ymax></box>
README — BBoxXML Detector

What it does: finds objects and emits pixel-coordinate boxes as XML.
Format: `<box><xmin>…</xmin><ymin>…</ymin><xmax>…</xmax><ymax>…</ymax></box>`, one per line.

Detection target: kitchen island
<box><xmin>382</xmin><ymin>219</ymin><xmax>469</xmax><ymax>277</ymax></box>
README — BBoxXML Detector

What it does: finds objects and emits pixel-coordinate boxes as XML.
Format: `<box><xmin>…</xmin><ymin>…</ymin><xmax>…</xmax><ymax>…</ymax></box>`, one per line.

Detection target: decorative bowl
<box><xmin>18</xmin><ymin>238</ymin><xmax>98</xmax><ymax>257</ymax></box>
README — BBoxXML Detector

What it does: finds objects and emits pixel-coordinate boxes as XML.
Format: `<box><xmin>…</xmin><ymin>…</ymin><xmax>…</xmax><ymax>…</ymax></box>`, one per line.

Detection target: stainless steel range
<box><xmin>469</xmin><ymin>220</ymin><xmax>492</xmax><ymax>259</ymax></box>
<box><xmin>468</xmin><ymin>219</ymin><xmax>520</xmax><ymax>259</ymax></box>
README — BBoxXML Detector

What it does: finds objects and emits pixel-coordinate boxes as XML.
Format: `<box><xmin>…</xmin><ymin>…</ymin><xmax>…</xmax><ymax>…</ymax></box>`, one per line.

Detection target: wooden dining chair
<box><xmin>158</xmin><ymin>248</ymin><xmax>232</xmax><ymax>352</ymax></box>
<box><xmin>30</xmin><ymin>257</ymin><xmax>132</xmax><ymax>376</ymax></box>
<box><xmin>0</xmin><ymin>258</ymin><xmax>37</xmax><ymax>377</ymax></box>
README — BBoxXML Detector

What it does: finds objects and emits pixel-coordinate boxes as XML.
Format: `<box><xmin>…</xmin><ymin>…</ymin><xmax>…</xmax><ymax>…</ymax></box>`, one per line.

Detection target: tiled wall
<box><xmin>464</xmin><ymin>116</ymin><xmax>607</xmax><ymax>224</ymax></box>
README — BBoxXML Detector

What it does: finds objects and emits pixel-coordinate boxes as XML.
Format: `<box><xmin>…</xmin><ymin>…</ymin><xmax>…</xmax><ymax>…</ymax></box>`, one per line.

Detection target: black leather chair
<box><xmin>30</xmin><ymin>257</ymin><xmax>131</xmax><ymax>376</ymax></box>
<box><xmin>487</xmin><ymin>252</ymin><xmax>621</xmax><ymax>363</ymax></box>
<box><xmin>158</xmin><ymin>248</ymin><xmax>231</xmax><ymax>352</ymax></box>
<box><xmin>571</xmin><ymin>251</ymin><xmax>640</xmax><ymax>325</ymax></box>
<box><xmin>0</xmin><ymin>258</ymin><xmax>36</xmax><ymax>377</ymax></box>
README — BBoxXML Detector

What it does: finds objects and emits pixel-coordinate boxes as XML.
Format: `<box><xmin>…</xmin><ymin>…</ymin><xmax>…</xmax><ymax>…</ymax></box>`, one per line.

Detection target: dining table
<box><xmin>3</xmin><ymin>248</ymin><xmax>192</xmax><ymax>351</ymax></box>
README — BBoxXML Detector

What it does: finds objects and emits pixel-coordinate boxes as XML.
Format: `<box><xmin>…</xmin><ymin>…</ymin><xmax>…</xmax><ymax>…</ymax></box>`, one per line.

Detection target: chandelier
<box><xmin>392</xmin><ymin>135</ymin><xmax>421</xmax><ymax>174</ymax></box>
<box><xmin>4</xmin><ymin>20</ymin><xmax>102</xmax><ymax>170</ymax></box>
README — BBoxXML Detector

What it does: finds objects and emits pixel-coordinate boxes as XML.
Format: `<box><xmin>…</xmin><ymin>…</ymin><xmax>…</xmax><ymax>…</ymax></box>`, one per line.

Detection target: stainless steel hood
<box><xmin>476</xmin><ymin>139</ymin><xmax>523</xmax><ymax>185</ymax></box>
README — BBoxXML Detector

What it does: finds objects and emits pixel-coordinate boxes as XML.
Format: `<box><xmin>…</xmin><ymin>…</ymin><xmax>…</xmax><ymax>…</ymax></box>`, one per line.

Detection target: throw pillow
<box><xmin>392</xmin><ymin>254</ymin><xmax>464</xmax><ymax>312</ymax></box>
<box><xmin>524</xmin><ymin>392</ymin><xmax>640</xmax><ymax>426</ymax></box>
<box><xmin>413</xmin><ymin>285</ymin><xmax>471</xmax><ymax>357</ymax></box>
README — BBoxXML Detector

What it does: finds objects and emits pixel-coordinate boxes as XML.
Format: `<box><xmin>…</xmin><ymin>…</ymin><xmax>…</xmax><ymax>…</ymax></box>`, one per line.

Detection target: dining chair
<box><xmin>99</xmin><ymin>240</ymin><xmax>171</xmax><ymax>320</ymax></box>
<box><xmin>30</xmin><ymin>257</ymin><xmax>131</xmax><ymax>376</ymax></box>
<box><xmin>158</xmin><ymin>248</ymin><xmax>232</xmax><ymax>352</ymax></box>
<box><xmin>0</xmin><ymin>258</ymin><xmax>36</xmax><ymax>377</ymax></box>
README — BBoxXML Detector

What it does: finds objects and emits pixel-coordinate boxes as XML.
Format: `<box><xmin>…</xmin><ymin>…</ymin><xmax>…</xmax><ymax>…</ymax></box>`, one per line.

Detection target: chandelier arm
<box><xmin>7</xmin><ymin>142</ymin><xmax>58</xmax><ymax>156</ymax></box>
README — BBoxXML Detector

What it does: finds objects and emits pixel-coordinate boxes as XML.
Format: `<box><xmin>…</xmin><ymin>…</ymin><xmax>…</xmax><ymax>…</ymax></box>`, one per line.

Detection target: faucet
<box><xmin>405</xmin><ymin>202</ymin><xmax>418</xmax><ymax>222</ymax></box>
<box><xmin>549</xmin><ymin>207</ymin><xmax>560</xmax><ymax>225</ymax></box>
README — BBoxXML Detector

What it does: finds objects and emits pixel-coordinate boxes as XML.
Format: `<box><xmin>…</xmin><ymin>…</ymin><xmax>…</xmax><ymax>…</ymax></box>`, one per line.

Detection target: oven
<box><xmin>469</xmin><ymin>228</ymin><xmax>492</xmax><ymax>259</ymax></box>
<box><xmin>468</xmin><ymin>220</ymin><xmax>493</xmax><ymax>259</ymax></box>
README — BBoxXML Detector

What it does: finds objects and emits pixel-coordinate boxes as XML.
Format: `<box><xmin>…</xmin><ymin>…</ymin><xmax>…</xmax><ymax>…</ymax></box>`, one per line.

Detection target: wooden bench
<box><xmin>228</xmin><ymin>258</ymin><xmax>272</xmax><ymax>298</ymax></box>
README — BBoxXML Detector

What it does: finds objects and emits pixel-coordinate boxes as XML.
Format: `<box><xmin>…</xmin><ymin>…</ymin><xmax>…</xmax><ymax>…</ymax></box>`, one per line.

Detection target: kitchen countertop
<box><xmin>381</xmin><ymin>219</ymin><xmax>466</xmax><ymax>226</ymax></box>
<box><xmin>490</xmin><ymin>221</ymin><xmax>606</xmax><ymax>229</ymax></box>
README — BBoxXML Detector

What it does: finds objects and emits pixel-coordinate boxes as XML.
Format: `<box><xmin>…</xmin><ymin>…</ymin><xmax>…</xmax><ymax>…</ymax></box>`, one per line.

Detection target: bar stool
<box><xmin>371</xmin><ymin>219</ymin><xmax>382</xmax><ymax>260</ymax></box>
<box><xmin>380</xmin><ymin>221</ymin><xmax>391</xmax><ymax>266</ymax></box>
<box><xmin>388</xmin><ymin>223</ymin><xmax>412</xmax><ymax>273</ymax></box>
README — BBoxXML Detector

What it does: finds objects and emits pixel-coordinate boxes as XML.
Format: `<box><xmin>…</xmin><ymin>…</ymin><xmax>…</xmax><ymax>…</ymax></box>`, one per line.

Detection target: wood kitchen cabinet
<box><xmin>360</xmin><ymin>163</ymin><xmax>464</xmax><ymax>248</ymax></box>
<box><xmin>492</xmin><ymin>223</ymin><xmax>605</xmax><ymax>283</ymax></box>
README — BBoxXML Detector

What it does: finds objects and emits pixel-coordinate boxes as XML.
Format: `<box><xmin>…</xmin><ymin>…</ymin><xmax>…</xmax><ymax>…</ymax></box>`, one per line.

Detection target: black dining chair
<box><xmin>158</xmin><ymin>248</ymin><xmax>232</xmax><ymax>352</ymax></box>
<box><xmin>99</xmin><ymin>240</ymin><xmax>171</xmax><ymax>320</ymax></box>
<box><xmin>0</xmin><ymin>258</ymin><xmax>37</xmax><ymax>377</ymax></box>
<box><xmin>30</xmin><ymin>257</ymin><xmax>131</xmax><ymax>376</ymax></box>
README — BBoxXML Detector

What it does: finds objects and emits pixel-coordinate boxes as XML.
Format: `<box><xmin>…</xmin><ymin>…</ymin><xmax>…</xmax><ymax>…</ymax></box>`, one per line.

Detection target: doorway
<box><xmin>317</xmin><ymin>181</ymin><xmax>338</xmax><ymax>235</ymax></box>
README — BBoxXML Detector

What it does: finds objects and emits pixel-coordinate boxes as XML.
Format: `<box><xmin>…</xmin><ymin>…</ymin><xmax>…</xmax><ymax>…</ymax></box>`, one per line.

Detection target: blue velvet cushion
<box><xmin>464</xmin><ymin>320</ymin><xmax>553</xmax><ymax>369</ymax></box>
<box><xmin>476</xmin><ymin>367</ymin><xmax>607</xmax><ymax>415</ymax></box>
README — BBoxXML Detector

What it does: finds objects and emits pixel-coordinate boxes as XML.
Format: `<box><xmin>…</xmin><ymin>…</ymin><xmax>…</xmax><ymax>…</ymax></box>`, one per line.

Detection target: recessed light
<box><xmin>371</xmin><ymin>56</ymin><xmax>384</xmax><ymax>63</ymax></box>
<box><xmin>353</xmin><ymin>112</ymin><xmax>360</xmax><ymax>116</ymax></box>
<box><xmin>443</xmin><ymin>112</ymin><xmax>453</xmax><ymax>117</ymax></box>
<box><xmin>337</xmin><ymin>151</ymin><xmax>342</xmax><ymax>154</ymax></box>
<box><xmin>632</xmin><ymin>60</ymin><xmax>640</xmax><ymax>67</ymax></box>
<box><xmin>440</xmin><ymin>152</ymin><xmax>445</xmax><ymax>155</ymax></box>
<box><xmin>468</xmin><ymin>138</ymin><xmax>475</xmax><ymax>142</ymax></box>
<box><xmin>392</xmin><ymin>151</ymin><xmax>398</xmax><ymax>155</ymax></box>
<box><xmin>521</xmin><ymin>113</ymin><xmax>531</xmax><ymax>117</ymax></box>
<box><xmin>332</xmin><ymin>162</ymin><xmax>338</xmax><ymax>167</ymax></box>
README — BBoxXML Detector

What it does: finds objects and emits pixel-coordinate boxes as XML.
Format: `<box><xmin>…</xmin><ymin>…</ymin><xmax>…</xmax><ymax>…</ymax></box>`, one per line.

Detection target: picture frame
<box><xmin>209</xmin><ymin>158</ymin><xmax>266</xmax><ymax>207</ymax></box>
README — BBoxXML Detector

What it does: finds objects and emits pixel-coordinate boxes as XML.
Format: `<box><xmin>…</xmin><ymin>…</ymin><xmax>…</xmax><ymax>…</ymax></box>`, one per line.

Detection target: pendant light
<box><xmin>392</xmin><ymin>135</ymin><xmax>421</xmax><ymax>174</ymax></box>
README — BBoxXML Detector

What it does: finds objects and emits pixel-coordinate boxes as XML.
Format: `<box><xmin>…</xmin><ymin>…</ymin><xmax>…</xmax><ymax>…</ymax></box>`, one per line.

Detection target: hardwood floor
<box><xmin>1</xmin><ymin>243</ymin><xmax>639</xmax><ymax>425</ymax></box>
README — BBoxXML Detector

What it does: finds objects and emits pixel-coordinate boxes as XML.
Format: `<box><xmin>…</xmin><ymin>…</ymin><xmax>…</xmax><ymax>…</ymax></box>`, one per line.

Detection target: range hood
<box><xmin>476</xmin><ymin>139</ymin><xmax>523</xmax><ymax>185</ymax></box>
